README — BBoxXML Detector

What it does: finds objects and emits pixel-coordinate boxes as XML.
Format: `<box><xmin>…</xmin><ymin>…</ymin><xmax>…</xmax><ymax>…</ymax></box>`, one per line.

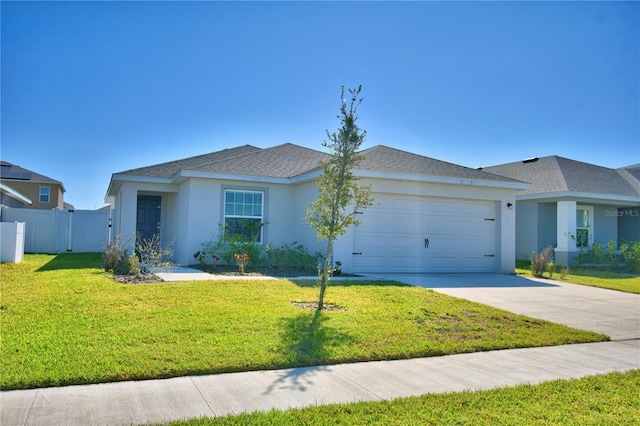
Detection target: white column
<box><xmin>556</xmin><ymin>200</ymin><xmax>577</xmax><ymax>266</ymax></box>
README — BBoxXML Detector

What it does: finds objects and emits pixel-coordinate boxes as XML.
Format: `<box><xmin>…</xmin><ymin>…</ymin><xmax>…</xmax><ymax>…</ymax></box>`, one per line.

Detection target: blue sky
<box><xmin>2</xmin><ymin>1</ymin><xmax>638</xmax><ymax>209</ymax></box>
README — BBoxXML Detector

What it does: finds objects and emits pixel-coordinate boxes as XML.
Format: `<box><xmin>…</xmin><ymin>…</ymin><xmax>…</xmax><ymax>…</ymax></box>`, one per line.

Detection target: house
<box><xmin>0</xmin><ymin>183</ymin><xmax>32</xmax><ymax>209</ymax></box>
<box><xmin>0</xmin><ymin>162</ymin><xmax>66</xmax><ymax>210</ymax></box>
<box><xmin>483</xmin><ymin>156</ymin><xmax>640</xmax><ymax>266</ymax></box>
<box><xmin>105</xmin><ymin>143</ymin><xmax>529</xmax><ymax>274</ymax></box>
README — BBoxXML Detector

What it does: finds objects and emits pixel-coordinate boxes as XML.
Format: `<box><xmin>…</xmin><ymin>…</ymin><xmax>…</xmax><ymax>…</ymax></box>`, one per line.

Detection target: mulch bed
<box><xmin>112</xmin><ymin>273</ymin><xmax>163</xmax><ymax>284</ymax></box>
<box><xmin>291</xmin><ymin>301</ymin><xmax>345</xmax><ymax>311</ymax></box>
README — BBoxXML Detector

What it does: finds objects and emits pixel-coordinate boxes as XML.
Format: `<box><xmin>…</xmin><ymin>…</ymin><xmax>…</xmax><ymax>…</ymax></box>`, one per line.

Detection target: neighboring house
<box><xmin>483</xmin><ymin>156</ymin><xmax>640</xmax><ymax>266</ymax></box>
<box><xmin>0</xmin><ymin>183</ymin><xmax>32</xmax><ymax>208</ymax></box>
<box><xmin>105</xmin><ymin>143</ymin><xmax>529</xmax><ymax>274</ymax></box>
<box><xmin>0</xmin><ymin>162</ymin><xmax>66</xmax><ymax>210</ymax></box>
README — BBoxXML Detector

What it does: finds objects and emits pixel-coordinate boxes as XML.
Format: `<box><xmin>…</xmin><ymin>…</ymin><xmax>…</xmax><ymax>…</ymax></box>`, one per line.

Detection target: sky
<box><xmin>2</xmin><ymin>1</ymin><xmax>639</xmax><ymax>209</ymax></box>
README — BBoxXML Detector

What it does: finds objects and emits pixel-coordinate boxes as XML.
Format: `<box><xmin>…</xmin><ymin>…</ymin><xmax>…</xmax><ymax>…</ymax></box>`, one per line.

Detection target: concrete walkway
<box><xmin>2</xmin><ymin>274</ymin><xmax>639</xmax><ymax>426</ymax></box>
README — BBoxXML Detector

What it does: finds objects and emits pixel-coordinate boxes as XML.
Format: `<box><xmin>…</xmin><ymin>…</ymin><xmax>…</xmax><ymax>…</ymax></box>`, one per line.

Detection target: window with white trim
<box><xmin>39</xmin><ymin>186</ymin><xmax>50</xmax><ymax>203</ymax></box>
<box><xmin>576</xmin><ymin>206</ymin><xmax>593</xmax><ymax>248</ymax></box>
<box><xmin>224</xmin><ymin>190</ymin><xmax>264</xmax><ymax>242</ymax></box>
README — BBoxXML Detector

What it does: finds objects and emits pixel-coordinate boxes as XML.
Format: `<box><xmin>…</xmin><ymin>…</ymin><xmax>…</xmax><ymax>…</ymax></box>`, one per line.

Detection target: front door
<box><xmin>136</xmin><ymin>195</ymin><xmax>161</xmax><ymax>241</ymax></box>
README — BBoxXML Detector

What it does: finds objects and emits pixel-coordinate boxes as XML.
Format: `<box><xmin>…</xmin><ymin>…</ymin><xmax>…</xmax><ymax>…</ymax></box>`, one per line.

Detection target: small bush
<box><xmin>265</xmin><ymin>242</ymin><xmax>322</xmax><ymax>274</ymax></box>
<box><xmin>546</xmin><ymin>261</ymin><xmax>555</xmax><ymax>278</ymax></box>
<box><xmin>102</xmin><ymin>234</ymin><xmax>137</xmax><ymax>274</ymax></box>
<box><xmin>136</xmin><ymin>233</ymin><xmax>173</xmax><ymax>273</ymax></box>
<box><xmin>575</xmin><ymin>240</ymin><xmax>639</xmax><ymax>273</ymax></box>
<box><xmin>103</xmin><ymin>235</ymin><xmax>128</xmax><ymax>272</ymax></box>
<box><xmin>114</xmin><ymin>252</ymin><xmax>140</xmax><ymax>276</ymax></box>
<box><xmin>531</xmin><ymin>245</ymin><xmax>554</xmax><ymax>277</ymax></box>
<box><xmin>194</xmin><ymin>249</ymin><xmax>219</xmax><ymax>272</ymax></box>
<box><xmin>620</xmin><ymin>241</ymin><xmax>640</xmax><ymax>273</ymax></box>
<box><xmin>206</xmin><ymin>225</ymin><xmax>263</xmax><ymax>269</ymax></box>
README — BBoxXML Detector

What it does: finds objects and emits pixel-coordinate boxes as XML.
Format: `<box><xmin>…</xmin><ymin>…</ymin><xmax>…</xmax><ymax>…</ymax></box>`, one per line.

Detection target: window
<box><xmin>224</xmin><ymin>190</ymin><xmax>264</xmax><ymax>242</ymax></box>
<box><xmin>39</xmin><ymin>186</ymin><xmax>50</xmax><ymax>203</ymax></box>
<box><xmin>576</xmin><ymin>206</ymin><xmax>593</xmax><ymax>248</ymax></box>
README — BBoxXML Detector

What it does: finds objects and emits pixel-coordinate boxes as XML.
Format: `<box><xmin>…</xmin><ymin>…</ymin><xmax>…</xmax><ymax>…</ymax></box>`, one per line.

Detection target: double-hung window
<box><xmin>39</xmin><ymin>186</ymin><xmax>50</xmax><ymax>203</ymax></box>
<box><xmin>576</xmin><ymin>206</ymin><xmax>593</xmax><ymax>248</ymax></box>
<box><xmin>224</xmin><ymin>190</ymin><xmax>264</xmax><ymax>242</ymax></box>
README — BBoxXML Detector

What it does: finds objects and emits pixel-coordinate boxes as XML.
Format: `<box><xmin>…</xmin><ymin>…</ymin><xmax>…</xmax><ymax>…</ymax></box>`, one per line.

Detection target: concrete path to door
<box><xmin>369</xmin><ymin>273</ymin><xmax>640</xmax><ymax>341</ymax></box>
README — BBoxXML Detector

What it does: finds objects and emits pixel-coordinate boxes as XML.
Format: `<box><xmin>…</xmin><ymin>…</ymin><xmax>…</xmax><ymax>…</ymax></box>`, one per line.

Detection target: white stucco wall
<box><xmin>111</xmin><ymin>175</ymin><xmax>520</xmax><ymax>274</ymax></box>
<box><xmin>171</xmin><ymin>179</ymin><xmax>322</xmax><ymax>265</ymax></box>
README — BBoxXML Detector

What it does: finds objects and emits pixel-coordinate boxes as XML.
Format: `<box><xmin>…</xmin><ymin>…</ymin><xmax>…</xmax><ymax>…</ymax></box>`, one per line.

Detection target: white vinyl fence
<box><xmin>0</xmin><ymin>207</ymin><xmax>111</xmax><ymax>254</ymax></box>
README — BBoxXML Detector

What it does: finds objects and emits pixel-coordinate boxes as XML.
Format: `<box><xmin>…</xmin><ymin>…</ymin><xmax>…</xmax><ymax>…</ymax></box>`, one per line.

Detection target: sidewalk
<box><xmin>3</xmin><ymin>340</ymin><xmax>638</xmax><ymax>426</ymax></box>
<box><xmin>2</xmin><ymin>273</ymin><xmax>639</xmax><ymax>425</ymax></box>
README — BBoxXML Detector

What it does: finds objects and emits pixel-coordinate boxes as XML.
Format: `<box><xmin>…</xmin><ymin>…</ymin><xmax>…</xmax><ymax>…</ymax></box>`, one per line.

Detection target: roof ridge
<box><xmin>550</xmin><ymin>156</ymin><xmax>571</xmax><ymax>192</ymax></box>
<box><xmin>189</xmin><ymin>145</ymin><xmax>265</xmax><ymax>172</ymax></box>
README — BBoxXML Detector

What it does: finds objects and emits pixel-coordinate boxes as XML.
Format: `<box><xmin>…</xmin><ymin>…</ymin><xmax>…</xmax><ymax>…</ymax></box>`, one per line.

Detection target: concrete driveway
<box><xmin>369</xmin><ymin>273</ymin><xmax>640</xmax><ymax>341</ymax></box>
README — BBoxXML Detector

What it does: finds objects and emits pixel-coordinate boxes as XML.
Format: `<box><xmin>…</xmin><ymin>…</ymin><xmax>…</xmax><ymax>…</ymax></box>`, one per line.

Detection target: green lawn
<box><xmin>1</xmin><ymin>254</ymin><xmax>607</xmax><ymax>390</ymax></box>
<box><xmin>516</xmin><ymin>261</ymin><xmax>640</xmax><ymax>294</ymax></box>
<box><xmin>163</xmin><ymin>370</ymin><xmax>640</xmax><ymax>425</ymax></box>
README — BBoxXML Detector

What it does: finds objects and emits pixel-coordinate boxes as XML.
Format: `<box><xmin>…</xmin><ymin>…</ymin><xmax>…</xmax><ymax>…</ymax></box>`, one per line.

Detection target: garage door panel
<box><xmin>353</xmin><ymin>195</ymin><xmax>496</xmax><ymax>273</ymax></box>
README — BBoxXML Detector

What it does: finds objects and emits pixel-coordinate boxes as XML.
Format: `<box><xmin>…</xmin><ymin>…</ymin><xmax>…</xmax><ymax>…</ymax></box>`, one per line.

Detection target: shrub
<box><xmin>102</xmin><ymin>234</ymin><xmax>134</xmax><ymax>273</ymax></box>
<box><xmin>575</xmin><ymin>240</ymin><xmax>638</xmax><ymax>272</ymax></box>
<box><xmin>114</xmin><ymin>252</ymin><xmax>141</xmax><ymax>276</ymax></box>
<box><xmin>264</xmin><ymin>242</ymin><xmax>322</xmax><ymax>274</ymax></box>
<box><xmin>531</xmin><ymin>245</ymin><xmax>554</xmax><ymax>277</ymax></box>
<box><xmin>194</xmin><ymin>249</ymin><xmax>219</xmax><ymax>271</ymax></box>
<box><xmin>546</xmin><ymin>261</ymin><xmax>555</xmax><ymax>279</ymax></box>
<box><xmin>207</xmin><ymin>225</ymin><xmax>263</xmax><ymax>269</ymax></box>
<box><xmin>620</xmin><ymin>241</ymin><xmax>640</xmax><ymax>273</ymax></box>
<box><xmin>136</xmin><ymin>233</ymin><xmax>173</xmax><ymax>273</ymax></box>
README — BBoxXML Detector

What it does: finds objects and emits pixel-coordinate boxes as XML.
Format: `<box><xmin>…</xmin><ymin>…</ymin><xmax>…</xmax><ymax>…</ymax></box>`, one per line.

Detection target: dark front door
<box><xmin>137</xmin><ymin>195</ymin><xmax>161</xmax><ymax>241</ymax></box>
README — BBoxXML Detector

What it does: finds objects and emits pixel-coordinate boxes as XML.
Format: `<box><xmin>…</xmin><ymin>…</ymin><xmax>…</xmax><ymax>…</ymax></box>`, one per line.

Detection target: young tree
<box><xmin>305</xmin><ymin>85</ymin><xmax>374</xmax><ymax>313</ymax></box>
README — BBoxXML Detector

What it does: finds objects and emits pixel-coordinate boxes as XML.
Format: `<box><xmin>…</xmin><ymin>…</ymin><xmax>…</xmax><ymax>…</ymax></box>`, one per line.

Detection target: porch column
<box><xmin>555</xmin><ymin>200</ymin><xmax>577</xmax><ymax>266</ymax></box>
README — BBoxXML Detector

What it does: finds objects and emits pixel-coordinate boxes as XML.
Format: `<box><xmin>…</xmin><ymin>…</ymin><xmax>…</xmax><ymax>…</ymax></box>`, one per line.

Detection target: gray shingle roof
<box><xmin>617</xmin><ymin>164</ymin><xmax>640</xmax><ymax>194</ymax></box>
<box><xmin>0</xmin><ymin>161</ymin><xmax>65</xmax><ymax>191</ymax></box>
<box><xmin>483</xmin><ymin>156</ymin><xmax>640</xmax><ymax>198</ymax></box>
<box><xmin>116</xmin><ymin>145</ymin><xmax>263</xmax><ymax>178</ymax></box>
<box><xmin>358</xmin><ymin>145</ymin><xmax>520</xmax><ymax>183</ymax></box>
<box><xmin>114</xmin><ymin>143</ymin><xmax>523</xmax><ymax>183</ymax></box>
<box><xmin>189</xmin><ymin>143</ymin><xmax>329</xmax><ymax>178</ymax></box>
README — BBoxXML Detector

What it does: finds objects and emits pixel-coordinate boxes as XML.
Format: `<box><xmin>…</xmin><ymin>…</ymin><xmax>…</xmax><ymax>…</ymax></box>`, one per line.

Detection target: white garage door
<box><xmin>353</xmin><ymin>195</ymin><xmax>496</xmax><ymax>273</ymax></box>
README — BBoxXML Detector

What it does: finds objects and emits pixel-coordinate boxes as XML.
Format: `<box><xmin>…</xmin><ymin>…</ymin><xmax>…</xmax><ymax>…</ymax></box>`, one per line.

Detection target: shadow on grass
<box><xmin>36</xmin><ymin>253</ymin><xmax>102</xmax><ymax>272</ymax></box>
<box><xmin>264</xmin><ymin>311</ymin><xmax>355</xmax><ymax>394</ymax></box>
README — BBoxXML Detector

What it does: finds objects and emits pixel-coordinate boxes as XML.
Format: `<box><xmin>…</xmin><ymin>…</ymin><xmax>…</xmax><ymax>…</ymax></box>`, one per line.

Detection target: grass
<box><xmin>516</xmin><ymin>261</ymin><xmax>640</xmax><ymax>294</ymax></box>
<box><xmin>162</xmin><ymin>370</ymin><xmax>640</xmax><ymax>425</ymax></box>
<box><xmin>1</xmin><ymin>254</ymin><xmax>607</xmax><ymax>390</ymax></box>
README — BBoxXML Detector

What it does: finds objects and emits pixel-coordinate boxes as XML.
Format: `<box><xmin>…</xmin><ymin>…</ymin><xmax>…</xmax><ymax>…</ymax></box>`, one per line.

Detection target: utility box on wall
<box><xmin>1</xmin><ymin>222</ymin><xmax>26</xmax><ymax>263</ymax></box>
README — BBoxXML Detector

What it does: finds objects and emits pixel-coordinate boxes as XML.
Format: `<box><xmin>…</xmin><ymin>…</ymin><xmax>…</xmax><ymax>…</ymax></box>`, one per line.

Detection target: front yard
<box><xmin>1</xmin><ymin>254</ymin><xmax>607</xmax><ymax>390</ymax></box>
<box><xmin>516</xmin><ymin>261</ymin><xmax>640</xmax><ymax>294</ymax></box>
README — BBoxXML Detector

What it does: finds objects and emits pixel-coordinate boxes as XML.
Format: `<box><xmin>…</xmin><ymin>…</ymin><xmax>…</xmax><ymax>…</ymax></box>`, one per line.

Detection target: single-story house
<box><xmin>483</xmin><ymin>156</ymin><xmax>640</xmax><ymax>266</ymax></box>
<box><xmin>105</xmin><ymin>143</ymin><xmax>529</xmax><ymax>274</ymax></box>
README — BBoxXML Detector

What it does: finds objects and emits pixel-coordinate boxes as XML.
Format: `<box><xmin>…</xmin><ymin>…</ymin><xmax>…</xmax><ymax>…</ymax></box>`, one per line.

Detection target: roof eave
<box><xmin>517</xmin><ymin>191</ymin><xmax>640</xmax><ymax>204</ymax></box>
<box><xmin>0</xmin><ymin>183</ymin><xmax>33</xmax><ymax>204</ymax></box>
<box><xmin>353</xmin><ymin>169</ymin><xmax>531</xmax><ymax>190</ymax></box>
<box><xmin>171</xmin><ymin>170</ymin><xmax>292</xmax><ymax>185</ymax></box>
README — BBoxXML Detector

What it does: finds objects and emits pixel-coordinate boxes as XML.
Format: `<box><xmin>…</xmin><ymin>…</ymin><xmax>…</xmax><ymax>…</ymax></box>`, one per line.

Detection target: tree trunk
<box><xmin>316</xmin><ymin>232</ymin><xmax>334</xmax><ymax>313</ymax></box>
